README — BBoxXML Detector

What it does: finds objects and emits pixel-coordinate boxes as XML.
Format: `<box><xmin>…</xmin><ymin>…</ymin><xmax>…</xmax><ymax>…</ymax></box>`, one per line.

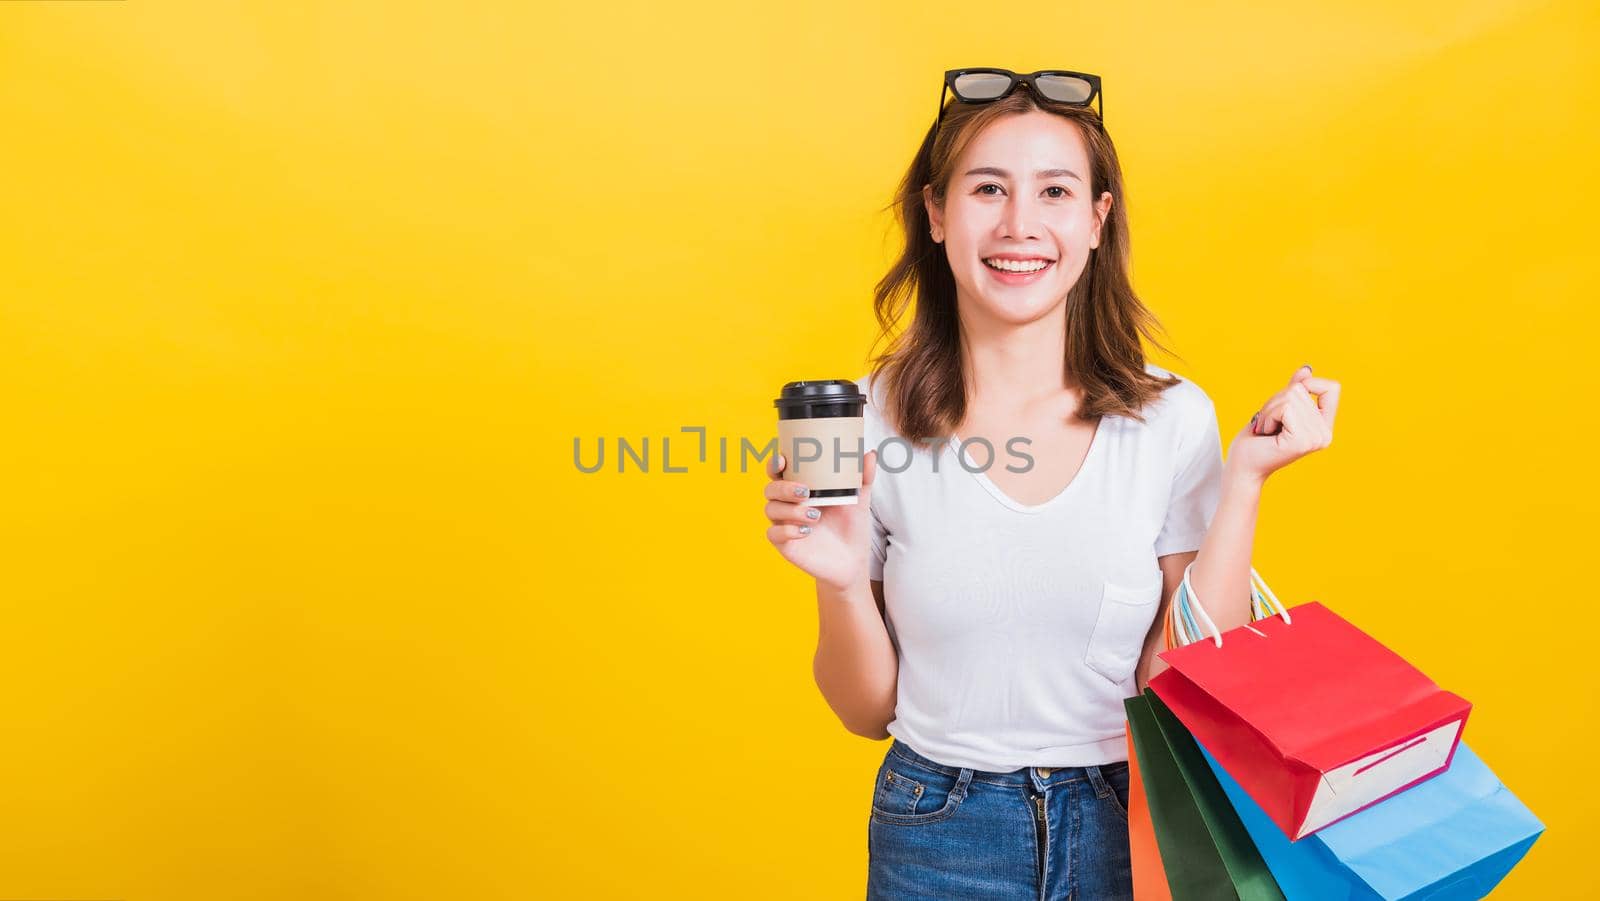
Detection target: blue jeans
<box><xmin>866</xmin><ymin>738</ymin><xmax>1133</xmax><ymax>900</ymax></box>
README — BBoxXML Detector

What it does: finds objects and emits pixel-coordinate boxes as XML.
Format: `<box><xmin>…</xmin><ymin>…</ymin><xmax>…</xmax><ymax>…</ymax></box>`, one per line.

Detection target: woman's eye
<box><xmin>975</xmin><ymin>184</ymin><xmax>1069</xmax><ymax>198</ymax></box>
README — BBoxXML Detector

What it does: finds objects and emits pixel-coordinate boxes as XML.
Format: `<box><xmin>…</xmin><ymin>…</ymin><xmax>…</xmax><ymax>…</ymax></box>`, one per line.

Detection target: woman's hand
<box><xmin>1225</xmin><ymin>364</ymin><xmax>1342</xmax><ymax>483</ymax></box>
<box><xmin>764</xmin><ymin>448</ymin><xmax>878</xmax><ymax>593</ymax></box>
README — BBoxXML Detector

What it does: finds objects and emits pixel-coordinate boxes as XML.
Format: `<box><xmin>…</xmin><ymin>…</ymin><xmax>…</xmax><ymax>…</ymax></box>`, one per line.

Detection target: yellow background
<box><xmin>0</xmin><ymin>1</ymin><xmax>1593</xmax><ymax>898</ymax></box>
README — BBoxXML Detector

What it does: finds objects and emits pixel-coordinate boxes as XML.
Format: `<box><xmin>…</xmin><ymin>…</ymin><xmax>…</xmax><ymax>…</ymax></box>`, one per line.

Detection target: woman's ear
<box><xmin>1090</xmin><ymin>190</ymin><xmax>1114</xmax><ymax>249</ymax></box>
<box><xmin>922</xmin><ymin>183</ymin><xmax>943</xmax><ymax>243</ymax></box>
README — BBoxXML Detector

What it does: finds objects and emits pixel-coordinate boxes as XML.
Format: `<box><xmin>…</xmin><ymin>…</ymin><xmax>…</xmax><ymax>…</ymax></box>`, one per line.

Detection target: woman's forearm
<box><xmin>813</xmin><ymin>579</ymin><xmax>899</xmax><ymax>739</ymax></box>
<box><xmin>1188</xmin><ymin>465</ymin><xmax>1266</xmax><ymax>636</ymax></box>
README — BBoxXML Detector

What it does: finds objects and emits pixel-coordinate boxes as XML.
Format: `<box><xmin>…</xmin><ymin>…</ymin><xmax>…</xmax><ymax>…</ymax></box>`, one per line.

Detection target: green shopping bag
<box><xmin>1125</xmin><ymin>689</ymin><xmax>1284</xmax><ymax>901</ymax></box>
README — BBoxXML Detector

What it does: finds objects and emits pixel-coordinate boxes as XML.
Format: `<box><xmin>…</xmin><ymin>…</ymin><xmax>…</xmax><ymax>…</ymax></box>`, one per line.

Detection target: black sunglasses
<box><xmin>936</xmin><ymin>68</ymin><xmax>1103</xmax><ymax>128</ymax></box>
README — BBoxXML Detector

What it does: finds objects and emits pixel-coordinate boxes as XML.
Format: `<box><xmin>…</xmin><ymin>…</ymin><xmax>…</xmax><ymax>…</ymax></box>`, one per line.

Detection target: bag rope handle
<box><xmin>1164</xmin><ymin>563</ymin><xmax>1292</xmax><ymax>650</ymax></box>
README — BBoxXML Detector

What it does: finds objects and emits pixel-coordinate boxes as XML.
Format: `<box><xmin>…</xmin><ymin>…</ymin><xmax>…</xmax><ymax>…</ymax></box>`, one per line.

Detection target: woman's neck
<box><xmin>957</xmin><ymin>298</ymin><xmax>1076</xmax><ymax>413</ymax></box>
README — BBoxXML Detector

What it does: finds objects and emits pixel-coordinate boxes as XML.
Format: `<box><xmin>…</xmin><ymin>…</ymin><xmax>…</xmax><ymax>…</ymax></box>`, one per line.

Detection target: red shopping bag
<box><xmin>1149</xmin><ymin>564</ymin><xmax>1471</xmax><ymax>841</ymax></box>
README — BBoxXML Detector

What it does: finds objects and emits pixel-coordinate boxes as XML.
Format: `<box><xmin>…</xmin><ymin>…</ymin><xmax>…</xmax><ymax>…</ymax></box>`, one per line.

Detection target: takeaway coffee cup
<box><xmin>774</xmin><ymin>380</ymin><xmax>868</xmax><ymax>507</ymax></box>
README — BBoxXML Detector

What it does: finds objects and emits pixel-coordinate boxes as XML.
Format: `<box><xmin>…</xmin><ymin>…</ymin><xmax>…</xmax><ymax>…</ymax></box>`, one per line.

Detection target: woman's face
<box><xmin>924</xmin><ymin>111</ymin><xmax>1114</xmax><ymax>328</ymax></box>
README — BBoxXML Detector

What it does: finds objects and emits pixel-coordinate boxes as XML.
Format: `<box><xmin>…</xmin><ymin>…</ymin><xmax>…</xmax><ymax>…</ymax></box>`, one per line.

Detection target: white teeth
<box><xmin>983</xmin><ymin>258</ymin><xmax>1052</xmax><ymax>273</ymax></box>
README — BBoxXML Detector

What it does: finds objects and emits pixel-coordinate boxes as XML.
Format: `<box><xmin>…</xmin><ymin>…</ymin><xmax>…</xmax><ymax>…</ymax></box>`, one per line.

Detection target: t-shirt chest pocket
<box><xmin>1083</xmin><ymin>575</ymin><xmax>1164</xmax><ymax>685</ymax></box>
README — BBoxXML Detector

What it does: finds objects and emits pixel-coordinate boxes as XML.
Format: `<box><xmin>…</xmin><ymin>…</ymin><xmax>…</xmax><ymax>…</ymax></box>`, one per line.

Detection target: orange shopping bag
<box><xmin>1126</xmin><ymin>729</ymin><xmax>1173</xmax><ymax>900</ymax></box>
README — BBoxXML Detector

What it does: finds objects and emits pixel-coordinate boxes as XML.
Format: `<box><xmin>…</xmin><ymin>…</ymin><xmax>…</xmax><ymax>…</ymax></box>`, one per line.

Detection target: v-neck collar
<box><xmin>949</xmin><ymin>414</ymin><xmax>1110</xmax><ymax>515</ymax></box>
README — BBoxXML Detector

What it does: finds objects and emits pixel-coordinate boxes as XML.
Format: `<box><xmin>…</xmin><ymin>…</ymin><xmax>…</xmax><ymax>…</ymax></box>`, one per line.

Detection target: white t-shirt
<box><xmin>858</xmin><ymin>363</ymin><xmax>1224</xmax><ymax>772</ymax></box>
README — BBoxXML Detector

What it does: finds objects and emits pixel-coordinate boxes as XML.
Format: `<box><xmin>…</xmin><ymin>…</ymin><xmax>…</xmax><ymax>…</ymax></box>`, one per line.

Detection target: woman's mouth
<box><xmin>982</xmin><ymin>257</ymin><xmax>1055</xmax><ymax>285</ymax></box>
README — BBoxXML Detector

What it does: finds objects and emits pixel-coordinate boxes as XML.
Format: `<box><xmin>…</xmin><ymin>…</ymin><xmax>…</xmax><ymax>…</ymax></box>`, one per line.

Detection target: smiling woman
<box><xmin>759</xmin><ymin>66</ymin><xmax>1340</xmax><ymax>901</ymax></box>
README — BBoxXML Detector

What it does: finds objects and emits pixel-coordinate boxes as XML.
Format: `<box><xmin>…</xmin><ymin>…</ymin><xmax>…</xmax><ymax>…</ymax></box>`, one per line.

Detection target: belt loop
<box><xmin>1086</xmin><ymin>764</ymin><xmax>1111</xmax><ymax>798</ymax></box>
<box><xmin>953</xmin><ymin>767</ymin><xmax>975</xmax><ymax>800</ymax></box>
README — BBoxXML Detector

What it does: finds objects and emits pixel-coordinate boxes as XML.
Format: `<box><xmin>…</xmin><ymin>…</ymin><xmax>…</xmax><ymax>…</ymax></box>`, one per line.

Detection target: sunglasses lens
<box><xmin>1035</xmin><ymin>75</ymin><xmax>1094</xmax><ymax>104</ymax></box>
<box><xmin>952</xmin><ymin>72</ymin><xmax>1013</xmax><ymax>100</ymax></box>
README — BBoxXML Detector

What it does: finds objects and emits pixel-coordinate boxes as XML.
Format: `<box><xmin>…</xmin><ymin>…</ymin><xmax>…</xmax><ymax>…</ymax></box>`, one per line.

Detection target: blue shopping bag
<box><xmin>1198</xmin><ymin>740</ymin><xmax>1542</xmax><ymax>900</ymax></box>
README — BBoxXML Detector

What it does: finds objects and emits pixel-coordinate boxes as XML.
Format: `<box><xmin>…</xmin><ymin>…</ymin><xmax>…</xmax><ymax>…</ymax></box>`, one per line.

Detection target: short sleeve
<box><xmin>1153</xmin><ymin>394</ymin><xmax>1224</xmax><ymax>557</ymax></box>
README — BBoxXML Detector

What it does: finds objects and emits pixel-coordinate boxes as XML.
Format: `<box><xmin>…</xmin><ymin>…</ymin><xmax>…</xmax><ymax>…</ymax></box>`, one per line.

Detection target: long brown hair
<box><xmin>868</xmin><ymin>87</ymin><xmax>1183</xmax><ymax>442</ymax></box>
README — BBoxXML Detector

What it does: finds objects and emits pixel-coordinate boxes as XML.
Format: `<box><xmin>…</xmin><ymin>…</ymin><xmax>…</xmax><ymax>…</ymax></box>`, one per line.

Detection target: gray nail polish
<box><xmin>794</xmin><ymin>486</ymin><xmax>808</xmax><ymax>497</ymax></box>
<box><xmin>799</xmin><ymin>525</ymin><xmax>811</xmax><ymax>535</ymax></box>
<box><xmin>806</xmin><ymin>507</ymin><xmax>820</xmax><ymax>520</ymax></box>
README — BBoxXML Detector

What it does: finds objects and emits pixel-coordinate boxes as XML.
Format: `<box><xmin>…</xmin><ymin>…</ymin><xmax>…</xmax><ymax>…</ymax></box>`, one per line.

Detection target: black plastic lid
<box><xmin>774</xmin><ymin>379</ymin><xmax>867</xmax><ymax>409</ymax></box>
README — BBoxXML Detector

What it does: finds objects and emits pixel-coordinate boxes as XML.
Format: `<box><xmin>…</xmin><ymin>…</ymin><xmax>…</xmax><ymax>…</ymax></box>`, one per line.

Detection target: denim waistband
<box><xmin>888</xmin><ymin>738</ymin><xmax>1129</xmax><ymax>790</ymax></box>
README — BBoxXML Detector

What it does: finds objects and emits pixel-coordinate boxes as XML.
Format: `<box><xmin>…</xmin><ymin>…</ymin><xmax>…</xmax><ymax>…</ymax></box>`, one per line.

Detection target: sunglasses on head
<box><xmin>936</xmin><ymin>68</ymin><xmax>1103</xmax><ymax>129</ymax></box>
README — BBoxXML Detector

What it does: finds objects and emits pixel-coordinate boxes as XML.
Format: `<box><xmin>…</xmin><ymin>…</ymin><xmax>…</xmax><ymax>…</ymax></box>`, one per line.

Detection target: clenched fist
<box><xmin>1227</xmin><ymin>364</ymin><xmax>1342</xmax><ymax>482</ymax></box>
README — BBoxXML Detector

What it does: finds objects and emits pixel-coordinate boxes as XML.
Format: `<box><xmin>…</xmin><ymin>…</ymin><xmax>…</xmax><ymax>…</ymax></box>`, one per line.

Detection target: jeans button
<box><xmin>1037</xmin><ymin>767</ymin><xmax>1053</xmax><ymax>777</ymax></box>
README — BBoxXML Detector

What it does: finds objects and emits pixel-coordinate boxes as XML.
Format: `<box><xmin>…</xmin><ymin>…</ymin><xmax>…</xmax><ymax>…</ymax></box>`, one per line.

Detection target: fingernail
<box><xmin>798</xmin><ymin>525</ymin><xmax>812</xmax><ymax>535</ymax></box>
<box><xmin>806</xmin><ymin>507</ymin><xmax>820</xmax><ymax>520</ymax></box>
<box><xmin>1300</xmin><ymin>364</ymin><xmax>1313</xmax><ymax>374</ymax></box>
<box><xmin>794</xmin><ymin>485</ymin><xmax>809</xmax><ymax>497</ymax></box>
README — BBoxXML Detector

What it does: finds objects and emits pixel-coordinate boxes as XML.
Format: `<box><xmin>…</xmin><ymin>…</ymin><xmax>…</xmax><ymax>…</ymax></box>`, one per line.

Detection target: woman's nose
<box><xmin>999</xmin><ymin>197</ymin><xmax>1044</xmax><ymax>240</ymax></box>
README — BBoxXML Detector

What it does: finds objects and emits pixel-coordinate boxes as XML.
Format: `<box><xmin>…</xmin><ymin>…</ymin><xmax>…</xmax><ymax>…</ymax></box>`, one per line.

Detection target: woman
<box><xmin>763</xmin><ymin>69</ymin><xmax>1341</xmax><ymax>900</ymax></box>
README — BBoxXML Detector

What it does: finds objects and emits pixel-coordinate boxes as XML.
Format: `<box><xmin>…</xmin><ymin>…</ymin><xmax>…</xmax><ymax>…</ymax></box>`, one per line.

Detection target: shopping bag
<box><xmin>1199</xmin><ymin>739</ymin><xmax>1544</xmax><ymax>900</ymax></box>
<box><xmin>1123</xmin><ymin>565</ymin><xmax>1292</xmax><ymax>900</ymax></box>
<box><xmin>1126</xmin><ymin>729</ymin><xmax>1174</xmax><ymax>901</ymax></box>
<box><xmin>1123</xmin><ymin>564</ymin><xmax>1295</xmax><ymax>900</ymax></box>
<box><xmin>1150</xmin><ymin>563</ymin><xmax>1471</xmax><ymax>839</ymax></box>
<box><xmin>1126</xmin><ymin>689</ymin><xmax>1284</xmax><ymax>900</ymax></box>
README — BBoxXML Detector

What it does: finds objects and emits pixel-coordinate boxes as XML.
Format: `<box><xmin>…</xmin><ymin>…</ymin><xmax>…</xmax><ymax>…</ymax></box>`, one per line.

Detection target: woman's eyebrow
<box><xmin>963</xmin><ymin>166</ymin><xmax>1082</xmax><ymax>181</ymax></box>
